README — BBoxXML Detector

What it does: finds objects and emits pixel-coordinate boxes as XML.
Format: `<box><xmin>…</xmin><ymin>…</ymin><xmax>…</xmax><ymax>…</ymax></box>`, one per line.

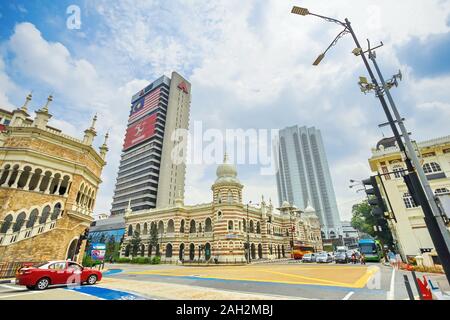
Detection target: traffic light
<box><xmin>362</xmin><ymin>176</ymin><xmax>387</xmax><ymax>217</ymax></box>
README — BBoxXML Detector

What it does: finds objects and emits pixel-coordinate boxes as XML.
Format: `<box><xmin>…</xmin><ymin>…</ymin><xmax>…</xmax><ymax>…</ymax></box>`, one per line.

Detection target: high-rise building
<box><xmin>274</xmin><ymin>125</ymin><xmax>341</xmax><ymax>238</ymax></box>
<box><xmin>110</xmin><ymin>72</ymin><xmax>191</xmax><ymax>215</ymax></box>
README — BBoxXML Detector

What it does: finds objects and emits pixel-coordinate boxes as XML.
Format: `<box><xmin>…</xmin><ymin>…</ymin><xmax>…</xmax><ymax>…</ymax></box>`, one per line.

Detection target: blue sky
<box><xmin>1</xmin><ymin>0</ymin><xmax>450</xmax><ymax>221</ymax></box>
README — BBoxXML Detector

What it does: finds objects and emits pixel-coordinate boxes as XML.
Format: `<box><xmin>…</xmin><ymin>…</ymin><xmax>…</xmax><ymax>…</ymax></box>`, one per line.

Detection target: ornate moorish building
<box><xmin>121</xmin><ymin>155</ymin><xmax>322</xmax><ymax>263</ymax></box>
<box><xmin>0</xmin><ymin>94</ymin><xmax>108</xmax><ymax>263</ymax></box>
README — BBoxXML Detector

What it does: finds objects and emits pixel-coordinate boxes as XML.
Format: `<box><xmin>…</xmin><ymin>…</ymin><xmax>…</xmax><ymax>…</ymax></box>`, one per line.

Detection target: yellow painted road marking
<box><xmin>126</xmin><ymin>264</ymin><xmax>372</xmax><ymax>289</ymax></box>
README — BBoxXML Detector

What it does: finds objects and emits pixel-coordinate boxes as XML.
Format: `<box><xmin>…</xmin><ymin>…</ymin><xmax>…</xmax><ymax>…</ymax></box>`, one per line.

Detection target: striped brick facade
<box><xmin>121</xmin><ymin>158</ymin><xmax>323</xmax><ymax>263</ymax></box>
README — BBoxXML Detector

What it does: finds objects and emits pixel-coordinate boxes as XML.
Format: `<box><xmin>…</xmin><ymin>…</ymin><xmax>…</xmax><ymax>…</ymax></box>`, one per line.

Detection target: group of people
<box><xmin>350</xmin><ymin>252</ymin><xmax>366</xmax><ymax>264</ymax></box>
<box><xmin>386</xmin><ymin>249</ymin><xmax>402</xmax><ymax>268</ymax></box>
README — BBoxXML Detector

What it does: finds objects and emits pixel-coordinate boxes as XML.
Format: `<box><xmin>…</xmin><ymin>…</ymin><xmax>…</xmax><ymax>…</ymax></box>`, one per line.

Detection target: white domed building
<box><xmin>121</xmin><ymin>155</ymin><xmax>323</xmax><ymax>263</ymax></box>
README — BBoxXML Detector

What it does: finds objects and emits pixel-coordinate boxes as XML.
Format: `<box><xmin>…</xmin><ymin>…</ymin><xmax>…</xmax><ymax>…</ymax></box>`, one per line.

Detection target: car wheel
<box><xmin>35</xmin><ymin>278</ymin><xmax>50</xmax><ymax>290</ymax></box>
<box><xmin>26</xmin><ymin>285</ymin><xmax>35</xmax><ymax>290</ymax></box>
<box><xmin>87</xmin><ymin>274</ymin><xmax>97</xmax><ymax>285</ymax></box>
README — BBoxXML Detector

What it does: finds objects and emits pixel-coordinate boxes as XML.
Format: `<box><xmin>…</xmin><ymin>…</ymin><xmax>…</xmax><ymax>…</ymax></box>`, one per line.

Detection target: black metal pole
<box><xmin>403</xmin><ymin>274</ymin><xmax>415</xmax><ymax>300</ymax></box>
<box><xmin>344</xmin><ymin>18</ymin><xmax>450</xmax><ymax>285</ymax></box>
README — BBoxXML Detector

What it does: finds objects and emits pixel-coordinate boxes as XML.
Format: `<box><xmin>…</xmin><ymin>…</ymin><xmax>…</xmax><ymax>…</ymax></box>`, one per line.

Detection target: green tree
<box><xmin>351</xmin><ymin>200</ymin><xmax>393</xmax><ymax>247</ymax></box>
<box><xmin>149</xmin><ymin>224</ymin><xmax>159</xmax><ymax>256</ymax></box>
<box><xmin>130</xmin><ymin>231</ymin><xmax>141</xmax><ymax>257</ymax></box>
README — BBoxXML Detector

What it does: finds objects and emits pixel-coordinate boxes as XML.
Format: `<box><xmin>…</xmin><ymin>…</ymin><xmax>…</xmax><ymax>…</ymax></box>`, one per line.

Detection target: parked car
<box><xmin>335</xmin><ymin>252</ymin><xmax>349</xmax><ymax>264</ymax></box>
<box><xmin>302</xmin><ymin>253</ymin><xmax>317</xmax><ymax>263</ymax></box>
<box><xmin>16</xmin><ymin>260</ymin><xmax>102</xmax><ymax>290</ymax></box>
<box><xmin>316</xmin><ymin>252</ymin><xmax>333</xmax><ymax>263</ymax></box>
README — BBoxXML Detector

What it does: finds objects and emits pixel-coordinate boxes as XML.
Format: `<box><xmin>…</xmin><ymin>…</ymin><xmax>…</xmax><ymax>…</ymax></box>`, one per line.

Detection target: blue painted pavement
<box><xmin>102</xmin><ymin>269</ymin><xmax>123</xmax><ymax>276</ymax></box>
<box><xmin>66</xmin><ymin>285</ymin><xmax>147</xmax><ymax>300</ymax></box>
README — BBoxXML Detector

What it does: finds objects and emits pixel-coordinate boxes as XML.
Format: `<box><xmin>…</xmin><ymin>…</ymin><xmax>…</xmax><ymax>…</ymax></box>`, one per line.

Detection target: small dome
<box><xmin>215</xmin><ymin>153</ymin><xmax>240</xmax><ymax>184</ymax></box>
<box><xmin>376</xmin><ymin>137</ymin><xmax>397</xmax><ymax>150</ymax></box>
<box><xmin>281</xmin><ymin>201</ymin><xmax>290</xmax><ymax>208</ymax></box>
<box><xmin>304</xmin><ymin>205</ymin><xmax>315</xmax><ymax>213</ymax></box>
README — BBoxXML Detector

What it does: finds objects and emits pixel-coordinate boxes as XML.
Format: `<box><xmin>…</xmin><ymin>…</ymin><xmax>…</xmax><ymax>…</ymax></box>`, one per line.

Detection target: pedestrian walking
<box><xmin>351</xmin><ymin>252</ymin><xmax>356</xmax><ymax>264</ymax></box>
<box><xmin>360</xmin><ymin>253</ymin><xmax>366</xmax><ymax>265</ymax></box>
<box><xmin>387</xmin><ymin>250</ymin><xmax>396</xmax><ymax>267</ymax></box>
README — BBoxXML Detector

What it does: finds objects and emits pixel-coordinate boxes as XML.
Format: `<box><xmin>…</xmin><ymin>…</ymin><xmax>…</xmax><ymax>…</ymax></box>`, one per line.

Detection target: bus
<box><xmin>291</xmin><ymin>245</ymin><xmax>315</xmax><ymax>260</ymax></box>
<box><xmin>358</xmin><ymin>239</ymin><xmax>383</xmax><ymax>262</ymax></box>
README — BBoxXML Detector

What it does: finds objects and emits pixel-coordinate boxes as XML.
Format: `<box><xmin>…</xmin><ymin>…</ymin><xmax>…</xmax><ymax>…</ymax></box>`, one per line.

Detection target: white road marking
<box><xmin>342</xmin><ymin>291</ymin><xmax>354</xmax><ymax>300</ymax></box>
<box><xmin>387</xmin><ymin>267</ymin><xmax>396</xmax><ymax>300</ymax></box>
<box><xmin>0</xmin><ymin>284</ymin><xmax>24</xmax><ymax>291</ymax></box>
<box><xmin>0</xmin><ymin>291</ymin><xmax>43</xmax><ymax>299</ymax></box>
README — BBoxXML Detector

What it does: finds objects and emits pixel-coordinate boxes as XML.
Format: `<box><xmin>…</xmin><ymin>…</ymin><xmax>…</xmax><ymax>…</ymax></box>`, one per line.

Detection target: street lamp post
<box><xmin>292</xmin><ymin>6</ymin><xmax>450</xmax><ymax>284</ymax></box>
<box><xmin>246</xmin><ymin>201</ymin><xmax>251</xmax><ymax>264</ymax></box>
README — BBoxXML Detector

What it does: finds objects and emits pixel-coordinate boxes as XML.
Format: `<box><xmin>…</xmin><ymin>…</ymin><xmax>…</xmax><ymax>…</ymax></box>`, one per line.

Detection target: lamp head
<box><xmin>291</xmin><ymin>6</ymin><xmax>310</xmax><ymax>16</ymax></box>
<box><xmin>312</xmin><ymin>53</ymin><xmax>325</xmax><ymax>66</ymax></box>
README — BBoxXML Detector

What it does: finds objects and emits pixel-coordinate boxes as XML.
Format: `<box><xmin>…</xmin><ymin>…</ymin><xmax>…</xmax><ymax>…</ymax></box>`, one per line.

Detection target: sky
<box><xmin>1</xmin><ymin>0</ymin><xmax>450</xmax><ymax>222</ymax></box>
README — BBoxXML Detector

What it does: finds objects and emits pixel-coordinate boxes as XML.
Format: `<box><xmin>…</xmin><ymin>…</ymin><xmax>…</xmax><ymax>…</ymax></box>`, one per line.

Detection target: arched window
<box><xmin>403</xmin><ymin>193</ymin><xmax>417</xmax><ymax>208</ymax></box>
<box><xmin>228</xmin><ymin>220</ymin><xmax>234</xmax><ymax>231</ymax></box>
<box><xmin>205</xmin><ymin>218</ymin><xmax>212</xmax><ymax>232</ymax></box>
<box><xmin>243</xmin><ymin>219</ymin><xmax>246</xmax><ymax>232</ymax></box>
<box><xmin>256</xmin><ymin>221</ymin><xmax>261</xmax><ymax>234</ymax></box>
<box><xmin>13</xmin><ymin>212</ymin><xmax>26</xmax><ymax>232</ymax></box>
<box><xmin>227</xmin><ymin>190</ymin><xmax>233</xmax><ymax>203</ymax></box>
<box><xmin>128</xmin><ymin>225</ymin><xmax>133</xmax><ymax>236</ymax></box>
<box><xmin>392</xmin><ymin>165</ymin><xmax>405</xmax><ymax>178</ymax></box>
<box><xmin>249</xmin><ymin>220</ymin><xmax>254</xmax><ymax>233</ymax></box>
<box><xmin>39</xmin><ymin>205</ymin><xmax>51</xmax><ymax>224</ymax></box>
<box><xmin>158</xmin><ymin>221</ymin><xmax>164</xmax><ymax>234</ymax></box>
<box><xmin>217</xmin><ymin>211</ymin><xmax>222</xmax><ymax>220</ymax></box>
<box><xmin>143</xmin><ymin>223</ymin><xmax>148</xmax><ymax>235</ymax></box>
<box><xmin>423</xmin><ymin>162</ymin><xmax>442</xmax><ymax>174</ymax></box>
<box><xmin>0</xmin><ymin>214</ymin><xmax>13</xmax><ymax>233</ymax></box>
<box><xmin>27</xmin><ymin>209</ymin><xmax>39</xmax><ymax>229</ymax></box>
<box><xmin>167</xmin><ymin>219</ymin><xmax>175</xmax><ymax>233</ymax></box>
<box><xmin>180</xmin><ymin>219</ymin><xmax>185</xmax><ymax>233</ymax></box>
<box><xmin>51</xmin><ymin>203</ymin><xmax>62</xmax><ymax>220</ymax></box>
<box><xmin>189</xmin><ymin>220</ymin><xmax>196</xmax><ymax>233</ymax></box>
<box><xmin>166</xmin><ymin>244</ymin><xmax>173</xmax><ymax>258</ymax></box>
<box><xmin>135</xmin><ymin>224</ymin><xmax>141</xmax><ymax>235</ymax></box>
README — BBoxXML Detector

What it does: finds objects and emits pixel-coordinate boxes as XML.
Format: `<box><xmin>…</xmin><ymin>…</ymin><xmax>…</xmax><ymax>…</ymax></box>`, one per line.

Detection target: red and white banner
<box><xmin>123</xmin><ymin>113</ymin><xmax>157</xmax><ymax>150</ymax></box>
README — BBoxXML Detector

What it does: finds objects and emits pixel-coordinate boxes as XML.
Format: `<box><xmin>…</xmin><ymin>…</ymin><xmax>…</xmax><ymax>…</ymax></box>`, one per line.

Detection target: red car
<box><xmin>16</xmin><ymin>260</ymin><xmax>102</xmax><ymax>290</ymax></box>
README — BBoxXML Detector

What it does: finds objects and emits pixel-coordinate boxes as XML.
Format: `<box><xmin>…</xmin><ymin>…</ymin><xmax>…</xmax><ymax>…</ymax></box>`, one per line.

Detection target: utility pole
<box><xmin>368</xmin><ymin>49</ymin><xmax>450</xmax><ymax>251</ymax></box>
<box><xmin>291</xmin><ymin>6</ymin><xmax>450</xmax><ymax>283</ymax></box>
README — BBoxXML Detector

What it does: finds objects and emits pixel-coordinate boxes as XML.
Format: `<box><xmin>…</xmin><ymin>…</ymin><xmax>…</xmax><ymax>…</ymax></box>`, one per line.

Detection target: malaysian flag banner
<box><xmin>123</xmin><ymin>113</ymin><xmax>157</xmax><ymax>150</ymax></box>
<box><xmin>129</xmin><ymin>87</ymin><xmax>161</xmax><ymax>123</ymax></box>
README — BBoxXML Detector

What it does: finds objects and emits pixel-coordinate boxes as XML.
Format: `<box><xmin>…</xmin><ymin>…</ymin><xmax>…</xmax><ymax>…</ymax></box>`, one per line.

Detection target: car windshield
<box><xmin>318</xmin><ymin>253</ymin><xmax>328</xmax><ymax>257</ymax></box>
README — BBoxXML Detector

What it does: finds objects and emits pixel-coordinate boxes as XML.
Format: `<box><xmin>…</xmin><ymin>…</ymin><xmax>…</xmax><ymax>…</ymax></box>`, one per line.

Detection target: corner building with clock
<box><xmin>120</xmin><ymin>155</ymin><xmax>323</xmax><ymax>263</ymax></box>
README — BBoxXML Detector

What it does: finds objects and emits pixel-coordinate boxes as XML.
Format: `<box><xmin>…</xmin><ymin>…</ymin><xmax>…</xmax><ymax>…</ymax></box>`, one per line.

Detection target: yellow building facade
<box><xmin>0</xmin><ymin>94</ymin><xmax>108</xmax><ymax>263</ymax></box>
<box><xmin>121</xmin><ymin>156</ymin><xmax>323</xmax><ymax>263</ymax></box>
<box><xmin>368</xmin><ymin>136</ymin><xmax>450</xmax><ymax>265</ymax></box>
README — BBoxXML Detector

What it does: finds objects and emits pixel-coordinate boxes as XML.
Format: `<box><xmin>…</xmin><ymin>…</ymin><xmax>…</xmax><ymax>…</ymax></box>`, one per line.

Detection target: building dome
<box><xmin>215</xmin><ymin>153</ymin><xmax>240</xmax><ymax>184</ymax></box>
<box><xmin>281</xmin><ymin>201</ymin><xmax>291</xmax><ymax>208</ymax></box>
<box><xmin>304</xmin><ymin>205</ymin><xmax>316</xmax><ymax>213</ymax></box>
<box><xmin>376</xmin><ymin>137</ymin><xmax>397</xmax><ymax>150</ymax></box>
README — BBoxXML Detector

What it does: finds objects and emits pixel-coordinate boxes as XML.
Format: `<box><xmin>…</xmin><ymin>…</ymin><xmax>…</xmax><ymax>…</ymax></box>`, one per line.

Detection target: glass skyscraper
<box><xmin>274</xmin><ymin>125</ymin><xmax>341</xmax><ymax>238</ymax></box>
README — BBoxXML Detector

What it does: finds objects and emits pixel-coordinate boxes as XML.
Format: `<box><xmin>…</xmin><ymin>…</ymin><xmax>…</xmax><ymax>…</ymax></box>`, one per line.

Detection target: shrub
<box><xmin>116</xmin><ymin>257</ymin><xmax>131</xmax><ymax>263</ymax></box>
<box><xmin>132</xmin><ymin>257</ymin><xmax>151</xmax><ymax>264</ymax></box>
<box><xmin>151</xmin><ymin>256</ymin><xmax>161</xmax><ymax>264</ymax></box>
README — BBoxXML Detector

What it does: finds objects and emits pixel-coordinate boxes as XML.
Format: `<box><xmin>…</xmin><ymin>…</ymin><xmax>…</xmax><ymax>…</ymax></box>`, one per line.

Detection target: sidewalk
<box><xmin>99</xmin><ymin>277</ymin><xmax>302</xmax><ymax>300</ymax></box>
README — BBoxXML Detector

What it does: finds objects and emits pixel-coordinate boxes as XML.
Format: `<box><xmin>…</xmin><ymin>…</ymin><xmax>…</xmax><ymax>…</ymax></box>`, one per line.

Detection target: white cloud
<box><xmin>2</xmin><ymin>0</ymin><xmax>450</xmax><ymax>222</ymax></box>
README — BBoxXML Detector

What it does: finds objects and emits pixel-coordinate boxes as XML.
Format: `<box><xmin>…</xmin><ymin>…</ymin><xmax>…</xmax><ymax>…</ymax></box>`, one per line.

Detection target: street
<box><xmin>1</xmin><ymin>261</ymin><xmax>444</xmax><ymax>300</ymax></box>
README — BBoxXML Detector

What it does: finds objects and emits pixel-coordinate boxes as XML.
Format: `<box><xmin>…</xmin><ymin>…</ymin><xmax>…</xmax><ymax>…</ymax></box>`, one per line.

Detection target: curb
<box><xmin>0</xmin><ymin>279</ymin><xmax>15</xmax><ymax>284</ymax></box>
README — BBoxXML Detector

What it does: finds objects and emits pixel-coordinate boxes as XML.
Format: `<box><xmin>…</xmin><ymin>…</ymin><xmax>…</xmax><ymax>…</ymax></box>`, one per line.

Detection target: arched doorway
<box><xmin>166</xmin><ymin>244</ymin><xmax>173</xmax><ymax>258</ymax></box>
<box><xmin>244</xmin><ymin>243</ymin><xmax>249</xmax><ymax>262</ymax></box>
<box><xmin>179</xmin><ymin>243</ymin><xmax>185</xmax><ymax>261</ymax></box>
<box><xmin>258</xmin><ymin>244</ymin><xmax>263</xmax><ymax>259</ymax></box>
<box><xmin>251</xmin><ymin>243</ymin><xmax>256</xmax><ymax>260</ymax></box>
<box><xmin>282</xmin><ymin>245</ymin><xmax>285</xmax><ymax>258</ymax></box>
<box><xmin>189</xmin><ymin>243</ymin><xmax>195</xmax><ymax>260</ymax></box>
<box><xmin>277</xmin><ymin>245</ymin><xmax>281</xmax><ymax>259</ymax></box>
<box><xmin>66</xmin><ymin>238</ymin><xmax>79</xmax><ymax>260</ymax></box>
<box><xmin>205</xmin><ymin>243</ymin><xmax>211</xmax><ymax>260</ymax></box>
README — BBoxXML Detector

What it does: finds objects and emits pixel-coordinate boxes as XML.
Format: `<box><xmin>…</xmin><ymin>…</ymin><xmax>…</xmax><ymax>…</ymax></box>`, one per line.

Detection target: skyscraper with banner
<box><xmin>110</xmin><ymin>72</ymin><xmax>191</xmax><ymax>215</ymax></box>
